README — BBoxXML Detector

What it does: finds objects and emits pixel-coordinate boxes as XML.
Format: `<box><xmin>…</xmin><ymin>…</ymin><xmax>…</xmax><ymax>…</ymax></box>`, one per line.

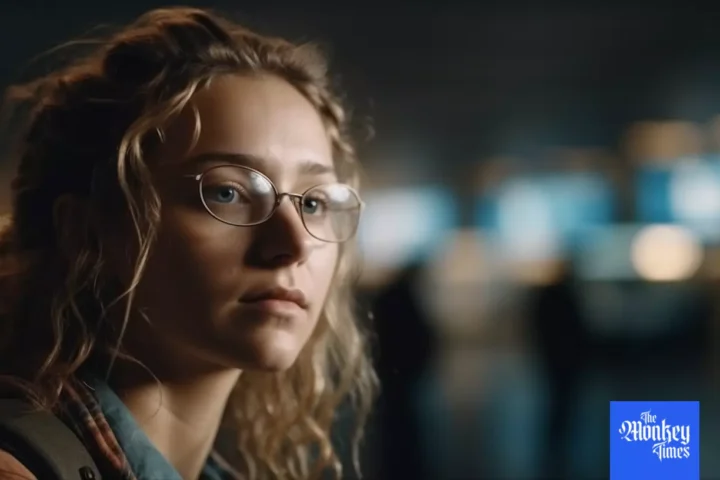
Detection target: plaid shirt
<box><xmin>58</xmin><ymin>376</ymin><xmax>137</xmax><ymax>479</ymax></box>
<box><xmin>55</xmin><ymin>374</ymin><xmax>234</xmax><ymax>480</ymax></box>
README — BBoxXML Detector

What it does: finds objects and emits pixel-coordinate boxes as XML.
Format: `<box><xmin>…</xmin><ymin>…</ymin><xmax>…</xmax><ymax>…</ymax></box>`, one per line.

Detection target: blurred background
<box><xmin>2</xmin><ymin>1</ymin><xmax>720</xmax><ymax>478</ymax></box>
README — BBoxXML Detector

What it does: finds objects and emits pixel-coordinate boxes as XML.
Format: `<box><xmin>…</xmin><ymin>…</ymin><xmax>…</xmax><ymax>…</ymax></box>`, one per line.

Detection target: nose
<box><xmin>251</xmin><ymin>197</ymin><xmax>312</xmax><ymax>267</ymax></box>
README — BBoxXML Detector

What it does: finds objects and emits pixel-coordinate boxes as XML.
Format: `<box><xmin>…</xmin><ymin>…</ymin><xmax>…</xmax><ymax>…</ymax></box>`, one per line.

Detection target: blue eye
<box><xmin>204</xmin><ymin>185</ymin><xmax>241</xmax><ymax>204</ymax></box>
<box><xmin>301</xmin><ymin>197</ymin><xmax>327</xmax><ymax>215</ymax></box>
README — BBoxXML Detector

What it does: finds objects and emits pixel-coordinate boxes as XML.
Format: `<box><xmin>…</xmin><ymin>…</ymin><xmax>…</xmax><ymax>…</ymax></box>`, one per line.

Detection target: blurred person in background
<box><xmin>527</xmin><ymin>260</ymin><xmax>589</xmax><ymax>479</ymax></box>
<box><xmin>373</xmin><ymin>261</ymin><xmax>438</xmax><ymax>480</ymax></box>
<box><xmin>0</xmin><ymin>7</ymin><xmax>377</xmax><ymax>480</ymax></box>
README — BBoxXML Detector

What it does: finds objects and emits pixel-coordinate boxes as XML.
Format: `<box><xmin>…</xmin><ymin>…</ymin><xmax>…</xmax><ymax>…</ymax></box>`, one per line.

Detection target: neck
<box><xmin>108</xmin><ymin>361</ymin><xmax>241</xmax><ymax>480</ymax></box>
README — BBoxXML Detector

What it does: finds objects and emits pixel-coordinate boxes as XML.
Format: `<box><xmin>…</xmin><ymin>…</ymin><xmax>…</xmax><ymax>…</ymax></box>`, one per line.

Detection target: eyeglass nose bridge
<box><xmin>267</xmin><ymin>192</ymin><xmax>309</xmax><ymax>225</ymax></box>
<box><xmin>274</xmin><ymin>192</ymin><xmax>304</xmax><ymax>212</ymax></box>
<box><xmin>265</xmin><ymin>192</ymin><xmax>313</xmax><ymax>237</ymax></box>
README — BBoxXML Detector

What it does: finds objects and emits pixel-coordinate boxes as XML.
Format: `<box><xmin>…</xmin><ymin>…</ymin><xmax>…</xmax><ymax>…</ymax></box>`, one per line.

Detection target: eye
<box><xmin>203</xmin><ymin>184</ymin><xmax>247</xmax><ymax>204</ymax></box>
<box><xmin>301</xmin><ymin>195</ymin><xmax>328</xmax><ymax>215</ymax></box>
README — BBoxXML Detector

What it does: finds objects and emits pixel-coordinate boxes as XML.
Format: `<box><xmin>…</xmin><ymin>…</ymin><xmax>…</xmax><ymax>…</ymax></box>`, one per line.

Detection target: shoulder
<box><xmin>0</xmin><ymin>449</ymin><xmax>37</xmax><ymax>479</ymax></box>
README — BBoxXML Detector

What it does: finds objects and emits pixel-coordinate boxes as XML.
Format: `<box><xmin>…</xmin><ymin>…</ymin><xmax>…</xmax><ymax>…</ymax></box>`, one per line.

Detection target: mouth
<box><xmin>240</xmin><ymin>287</ymin><xmax>310</xmax><ymax>311</ymax></box>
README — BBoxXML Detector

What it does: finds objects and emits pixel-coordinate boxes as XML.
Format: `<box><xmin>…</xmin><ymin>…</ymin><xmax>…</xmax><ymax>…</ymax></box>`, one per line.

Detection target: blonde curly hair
<box><xmin>0</xmin><ymin>7</ymin><xmax>377</xmax><ymax>479</ymax></box>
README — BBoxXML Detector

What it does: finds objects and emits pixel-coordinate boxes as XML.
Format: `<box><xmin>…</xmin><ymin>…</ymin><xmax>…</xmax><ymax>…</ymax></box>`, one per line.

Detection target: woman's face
<box><xmin>123</xmin><ymin>74</ymin><xmax>340</xmax><ymax>374</ymax></box>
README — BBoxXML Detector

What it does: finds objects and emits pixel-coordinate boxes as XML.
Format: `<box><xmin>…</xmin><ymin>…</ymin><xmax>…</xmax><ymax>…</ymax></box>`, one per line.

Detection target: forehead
<box><xmin>156</xmin><ymin>74</ymin><xmax>334</xmax><ymax>175</ymax></box>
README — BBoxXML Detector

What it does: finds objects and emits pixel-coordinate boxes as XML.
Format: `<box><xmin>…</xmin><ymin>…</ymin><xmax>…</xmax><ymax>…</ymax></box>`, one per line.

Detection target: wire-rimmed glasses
<box><xmin>187</xmin><ymin>165</ymin><xmax>363</xmax><ymax>243</ymax></box>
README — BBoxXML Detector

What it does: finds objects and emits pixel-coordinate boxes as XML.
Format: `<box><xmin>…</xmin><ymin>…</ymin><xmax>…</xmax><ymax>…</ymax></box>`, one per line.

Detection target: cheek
<box><xmin>308</xmin><ymin>244</ymin><xmax>339</xmax><ymax>300</ymax></box>
<box><xmin>137</xmin><ymin>209</ymin><xmax>252</xmax><ymax>315</ymax></box>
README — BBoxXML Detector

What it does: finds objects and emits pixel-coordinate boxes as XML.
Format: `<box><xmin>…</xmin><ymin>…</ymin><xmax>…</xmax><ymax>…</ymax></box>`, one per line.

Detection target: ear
<box><xmin>52</xmin><ymin>194</ymin><xmax>94</xmax><ymax>257</ymax></box>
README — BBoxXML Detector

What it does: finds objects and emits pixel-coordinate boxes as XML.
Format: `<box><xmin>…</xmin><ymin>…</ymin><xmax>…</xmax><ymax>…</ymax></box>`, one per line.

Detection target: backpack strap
<box><xmin>0</xmin><ymin>399</ymin><xmax>102</xmax><ymax>480</ymax></box>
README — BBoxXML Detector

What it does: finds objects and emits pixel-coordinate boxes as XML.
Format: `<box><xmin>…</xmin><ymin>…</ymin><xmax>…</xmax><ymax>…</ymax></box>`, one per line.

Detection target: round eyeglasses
<box><xmin>188</xmin><ymin>165</ymin><xmax>363</xmax><ymax>243</ymax></box>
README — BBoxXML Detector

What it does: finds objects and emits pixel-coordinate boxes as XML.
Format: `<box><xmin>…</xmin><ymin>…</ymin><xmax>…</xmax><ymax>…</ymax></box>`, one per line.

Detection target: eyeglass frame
<box><xmin>184</xmin><ymin>164</ymin><xmax>364</xmax><ymax>243</ymax></box>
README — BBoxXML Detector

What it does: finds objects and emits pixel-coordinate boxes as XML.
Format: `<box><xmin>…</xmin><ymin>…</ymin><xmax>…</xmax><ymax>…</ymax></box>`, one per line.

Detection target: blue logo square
<box><xmin>610</xmin><ymin>401</ymin><xmax>699</xmax><ymax>480</ymax></box>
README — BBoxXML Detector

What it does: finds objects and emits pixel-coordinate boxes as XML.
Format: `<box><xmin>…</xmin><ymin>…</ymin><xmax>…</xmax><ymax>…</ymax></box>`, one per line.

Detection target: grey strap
<box><xmin>0</xmin><ymin>399</ymin><xmax>102</xmax><ymax>480</ymax></box>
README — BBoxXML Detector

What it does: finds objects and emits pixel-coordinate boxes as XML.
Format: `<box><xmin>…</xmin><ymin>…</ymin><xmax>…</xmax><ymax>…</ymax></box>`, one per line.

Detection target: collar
<box><xmin>59</xmin><ymin>372</ymin><xmax>232</xmax><ymax>480</ymax></box>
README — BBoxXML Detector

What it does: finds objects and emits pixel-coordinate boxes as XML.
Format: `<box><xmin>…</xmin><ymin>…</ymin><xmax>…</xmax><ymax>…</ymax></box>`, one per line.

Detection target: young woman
<box><xmin>0</xmin><ymin>7</ymin><xmax>376</xmax><ymax>480</ymax></box>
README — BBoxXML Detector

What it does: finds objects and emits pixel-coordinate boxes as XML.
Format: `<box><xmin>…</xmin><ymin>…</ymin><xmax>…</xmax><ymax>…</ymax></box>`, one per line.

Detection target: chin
<box><xmin>207</xmin><ymin>315</ymin><xmax>316</xmax><ymax>372</ymax></box>
<box><xmin>227</xmin><ymin>335</ymin><xmax>307</xmax><ymax>372</ymax></box>
<box><xmin>248</xmin><ymin>353</ymin><xmax>301</xmax><ymax>372</ymax></box>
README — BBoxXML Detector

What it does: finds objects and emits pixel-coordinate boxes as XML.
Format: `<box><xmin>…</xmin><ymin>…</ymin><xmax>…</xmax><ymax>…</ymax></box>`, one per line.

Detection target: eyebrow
<box><xmin>186</xmin><ymin>152</ymin><xmax>336</xmax><ymax>176</ymax></box>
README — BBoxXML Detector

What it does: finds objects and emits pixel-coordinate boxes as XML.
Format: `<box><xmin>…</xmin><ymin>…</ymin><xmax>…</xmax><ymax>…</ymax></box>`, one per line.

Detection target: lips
<box><xmin>240</xmin><ymin>287</ymin><xmax>309</xmax><ymax>310</ymax></box>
